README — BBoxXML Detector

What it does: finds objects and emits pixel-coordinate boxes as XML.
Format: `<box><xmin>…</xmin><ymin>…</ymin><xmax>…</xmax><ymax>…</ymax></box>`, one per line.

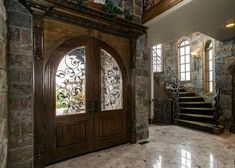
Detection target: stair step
<box><xmin>179</xmin><ymin>88</ymin><xmax>186</xmax><ymax>92</ymax></box>
<box><xmin>180</xmin><ymin>102</ymin><xmax>212</xmax><ymax>108</ymax></box>
<box><xmin>175</xmin><ymin>119</ymin><xmax>224</xmax><ymax>134</ymax></box>
<box><xmin>179</xmin><ymin>97</ymin><xmax>204</xmax><ymax>102</ymax></box>
<box><xmin>178</xmin><ymin>113</ymin><xmax>215</xmax><ymax>124</ymax></box>
<box><xmin>180</xmin><ymin>107</ymin><xmax>215</xmax><ymax>115</ymax></box>
<box><xmin>172</xmin><ymin>88</ymin><xmax>186</xmax><ymax>92</ymax></box>
<box><xmin>179</xmin><ymin>92</ymin><xmax>195</xmax><ymax>97</ymax></box>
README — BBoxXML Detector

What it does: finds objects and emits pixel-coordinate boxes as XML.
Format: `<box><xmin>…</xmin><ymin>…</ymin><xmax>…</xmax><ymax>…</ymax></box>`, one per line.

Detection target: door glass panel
<box><xmin>56</xmin><ymin>47</ymin><xmax>86</xmax><ymax>116</ymax></box>
<box><xmin>101</xmin><ymin>49</ymin><xmax>123</xmax><ymax>111</ymax></box>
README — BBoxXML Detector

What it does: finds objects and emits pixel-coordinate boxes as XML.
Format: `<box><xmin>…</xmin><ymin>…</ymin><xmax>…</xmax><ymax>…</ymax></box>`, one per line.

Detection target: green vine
<box><xmin>77</xmin><ymin>0</ymin><xmax>88</xmax><ymax>8</ymax></box>
<box><xmin>104</xmin><ymin>0</ymin><xmax>123</xmax><ymax>19</ymax></box>
<box><xmin>123</xmin><ymin>8</ymin><xmax>133</xmax><ymax>23</ymax></box>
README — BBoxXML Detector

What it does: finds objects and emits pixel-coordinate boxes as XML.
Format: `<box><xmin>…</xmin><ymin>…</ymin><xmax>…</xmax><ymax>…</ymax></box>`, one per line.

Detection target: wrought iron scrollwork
<box><xmin>101</xmin><ymin>49</ymin><xmax>123</xmax><ymax>111</ymax></box>
<box><xmin>56</xmin><ymin>47</ymin><xmax>86</xmax><ymax>116</ymax></box>
<box><xmin>213</xmin><ymin>86</ymin><xmax>221</xmax><ymax>125</ymax></box>
<box><xmin>153</xmin><ymin>49</ymin><xmax>180</xmax><ymax>121</ymax></box>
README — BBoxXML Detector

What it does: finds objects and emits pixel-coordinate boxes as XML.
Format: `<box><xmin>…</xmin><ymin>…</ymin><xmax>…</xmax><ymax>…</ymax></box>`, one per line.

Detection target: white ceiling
<box><xmin>145</xmin><ymin>0</ymin><xmax>235</xmax><ymax>47</ymax></box>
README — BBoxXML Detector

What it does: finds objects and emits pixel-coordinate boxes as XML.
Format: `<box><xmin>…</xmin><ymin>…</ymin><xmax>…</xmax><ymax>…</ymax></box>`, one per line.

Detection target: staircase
<box><xmin>175</xmin><ymin>88</ymin><xmax>224</xmax><ymax>134</ymax></box>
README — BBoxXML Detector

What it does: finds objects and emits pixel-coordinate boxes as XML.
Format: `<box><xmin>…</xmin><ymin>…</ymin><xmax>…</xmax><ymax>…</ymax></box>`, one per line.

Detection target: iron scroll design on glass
<box><xmin>101</xmin><ymin>49</ymin><xmax>123</xmax><ymax>111</ymax></box>
<box><xmin>56</xmin><ymin>47</ymin><xmax>86</xmax><ymax>116</ymax></box>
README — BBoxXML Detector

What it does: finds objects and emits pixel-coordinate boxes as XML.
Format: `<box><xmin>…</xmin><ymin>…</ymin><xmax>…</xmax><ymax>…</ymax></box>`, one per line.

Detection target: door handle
<box><xmin>87</xmin><ymin>101</ymin><xmax>94</xmax><ymax>113</ymax></box>
<box><xmin>94</xmin><ymin>100</ymin><xmax>101</xmax><ymax>112</ymax></box>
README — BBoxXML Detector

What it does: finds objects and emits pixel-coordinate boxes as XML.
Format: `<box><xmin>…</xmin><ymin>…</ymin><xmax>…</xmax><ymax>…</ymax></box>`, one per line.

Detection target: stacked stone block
<box><xmin>214</xmin><ymin>39</ymin><xmax>235</xmax><ymax>129</ymax></box>
<box><xmin>0</xmin><ymin>0</ymin><xmax>7</xmax><ymax>167</ymax></box>
<box><xmin>6</xmin><ymin>0</ymin><xmax>33</xmax><ymax>167</ymax></box>
<box><xmin>136</xmin><ymin>34</ymin><xmax>150</xmax><ymax>140</ymax></box>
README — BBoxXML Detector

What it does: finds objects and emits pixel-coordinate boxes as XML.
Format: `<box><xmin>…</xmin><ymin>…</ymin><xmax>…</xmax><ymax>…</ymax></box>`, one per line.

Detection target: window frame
<box><xmin>178</xmin><ymin>39</ymin><xmax>191</xmax><ymax>82</ymax></box>
<box><xmin>205</xmin><ymin>41</ymin><xmax>214</xmax><ymax>93</ymax></box>
<box><xmin>152</xmin><ymin>44</ymin><xmax>163</xmax><ymax>73</ymax></box>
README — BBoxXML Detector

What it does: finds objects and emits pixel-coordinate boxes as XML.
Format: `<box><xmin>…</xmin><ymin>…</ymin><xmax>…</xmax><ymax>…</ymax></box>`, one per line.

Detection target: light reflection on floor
<box><xmin>47</xmin><ymin>125</ymin><xmax>235</xmax><ymax>168</ymax></box>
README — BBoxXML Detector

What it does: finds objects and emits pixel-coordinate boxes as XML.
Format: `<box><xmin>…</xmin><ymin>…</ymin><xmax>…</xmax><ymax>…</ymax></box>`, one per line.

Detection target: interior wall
<box><xmin>0</xmin><ymin>0</ymin><xmax>7</xmax><ymax>167</ymax></box>
<box><xmin>159</xmin><ymin>32</ymin><xmax>214</xmax><ymax>94</ymax></box>
<box><xmin>153</xmin><ymin>31</ymin><xmax>235</xmax><ymax>129</ymax></box>
<box><xmin>214</xmin><ymin>39</ymin><xmax>235</xmax><ymax>128</ymax></box>
<box><xmin>6</xmin><ymin>0</ymin><xmax>33</xmax><ymax>167</ymax></box>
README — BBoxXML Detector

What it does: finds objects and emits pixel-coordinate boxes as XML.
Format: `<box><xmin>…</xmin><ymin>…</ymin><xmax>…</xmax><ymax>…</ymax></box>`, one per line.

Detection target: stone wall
<box><xmin>136</xmin><ymin>34</ymin><xmax>150</xmax><ymax>140</ymax></box>
<box><xmin>116</xmin><ymin>0</ymin><xmax>143</xmax><ymax>24</ymax></box>
<box><xmin>156</xmin><ymin>31</ymin><xmax>235</xmax><ymax>129</ymax></box>
<box><xmin>214</xmin><ymin>39</ymin><xmax>235</xmax><ymax>128</ymax></box>
<box><xmin>6</xmin><ymin>0</ymin><xmax>33</xmax><ymax>167</ymax></box>
<box><xmin>161</xmin><ymin>32</ymin><xmax>214</xmax><ymax>94</ymax></box>
<box><xmin>0</xmin><ymin>0</ymin><xmax>7</xmax><ymax>167</ymax></box>
<box><xmin>94</xmin><ymin>0</ymin><xmax>143</xmax><ymax>24</ymax></box>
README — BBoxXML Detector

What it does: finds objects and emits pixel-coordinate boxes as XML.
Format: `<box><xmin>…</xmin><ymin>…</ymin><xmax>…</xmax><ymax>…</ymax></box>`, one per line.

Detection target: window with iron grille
<box><xmin>152</xmin><ymin>44</ymin><xmax>162</xmax><ymax>73</ymax></box>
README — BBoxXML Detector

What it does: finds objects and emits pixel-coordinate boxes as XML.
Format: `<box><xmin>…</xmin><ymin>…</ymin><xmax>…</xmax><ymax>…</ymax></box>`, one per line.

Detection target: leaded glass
<box><xmin>56</xmin><ymin>47</ymin><xmax>86</xmax><ymax>116</ymax></box>
<box><xmin>101</xmin><ymin>49</ymin><xmax>123</xmax><ymax>111</ymax></box>
<box><xmin>152</xmin><ymin>44</ymin><xmax>163</xmax><ymax>72</ymax></box>
<box><xmin>206</xmin><ymin>41</ymin><xmax>214</xmax><ymax>92</ymax></box>
<box><xmin>179</xmin><ymin>40</ymin><xmax>191</xmax><ymax>81</ymax></box>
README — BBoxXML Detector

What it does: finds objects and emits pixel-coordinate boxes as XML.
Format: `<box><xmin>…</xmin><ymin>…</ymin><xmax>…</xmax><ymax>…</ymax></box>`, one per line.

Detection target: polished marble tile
<box><xmin>47</xmin><ymin>126</ymin><xmax>235</xmax><ymax>168</ymax></box>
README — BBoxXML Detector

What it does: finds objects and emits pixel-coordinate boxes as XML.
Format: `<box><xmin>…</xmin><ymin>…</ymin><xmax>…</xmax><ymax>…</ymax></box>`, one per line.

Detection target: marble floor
<box><xmin>47</xmin><ymin>125</ymin><xmax>235</xmax><ymax>168</ymax></box>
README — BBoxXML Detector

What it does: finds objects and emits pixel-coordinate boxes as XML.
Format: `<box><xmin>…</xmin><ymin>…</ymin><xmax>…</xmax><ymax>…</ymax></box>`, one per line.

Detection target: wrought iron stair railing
<box><xmin>153</xmin><ymin>49</ymin><xmax>180</xmax><ymax>121</ymax></box>
<box><xmin>213</xmin><ymin>86</ymin><xmax>221</xmax><ymax>126</ymax></box>
<box><xmin>153</xmin><ymin>48</ymin><xmax>222</xmax><ymax>125</ymax></box>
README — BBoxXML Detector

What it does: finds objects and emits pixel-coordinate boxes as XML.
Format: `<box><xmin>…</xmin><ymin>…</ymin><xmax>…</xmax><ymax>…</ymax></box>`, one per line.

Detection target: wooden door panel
<box><xmin>45</xmin><ymin>38</ymin><xmax>94</xmax><ymax>164</ymax></box>
<box><xmin>94</xmin><ymin>42</ymin><xmax>129</xmax><ymax>150</ymax></box>
<box><xmin>53</xmin><ymin>118</ymin><xmax>93</xmax><ymax>162</ymax></box>
<box><xmin>55</xmin><ymin>121</ymin><xmax>87</xmax><ymax>147</ymax></box>
<box><xmin>100</xmin><ymin>116</ymin><xmax>123</xmax><ymax>138</ymax></box>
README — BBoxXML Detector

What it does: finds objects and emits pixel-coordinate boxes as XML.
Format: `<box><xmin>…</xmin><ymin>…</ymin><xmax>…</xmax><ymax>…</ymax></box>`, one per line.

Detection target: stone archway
<box><xmin>228</xmin><ymin>59</ymin><xmax>235</xmax><ymax>133</ymax></box>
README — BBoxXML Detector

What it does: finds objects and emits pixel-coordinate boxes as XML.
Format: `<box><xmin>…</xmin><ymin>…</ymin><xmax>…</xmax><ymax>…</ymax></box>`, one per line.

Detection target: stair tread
<box><xmin>178</xmin><ymin>113</ymin><xmax>213</xmax><ymax>118</ymax></box>
<box><xmin>179</xmin><ymin>96</ymin><xmax>204</xmax><ymax>99</ymax></box>
<box><xmin>176</xmin><ymin>119</ymin><xmax>220</xmax><ymax>128</ymax></box>
<box><xmin>180</xmin><ymin>107</ymin><xmax>215</xmax><ymax>110</ymax></box>
<box><xmin>179</xmin><ymin>92</ymin><xmax>195</xmax><ymax>94</ymax></box>
<box><xmin>180</xmin><ymin>102</ymin><xmax>211</xmax><ymax>104</ymax></box>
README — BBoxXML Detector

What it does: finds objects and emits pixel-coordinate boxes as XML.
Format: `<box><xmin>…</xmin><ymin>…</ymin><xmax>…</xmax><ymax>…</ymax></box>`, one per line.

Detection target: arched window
<box><xmin>178</xmin><ymin>40</ymin><xmax>191</xmax><ymax>81</ymax></box>
<box><xmin>205</xmin><ymin>41</ymin><xmax>214</xmax><ymax>92</ymax></box>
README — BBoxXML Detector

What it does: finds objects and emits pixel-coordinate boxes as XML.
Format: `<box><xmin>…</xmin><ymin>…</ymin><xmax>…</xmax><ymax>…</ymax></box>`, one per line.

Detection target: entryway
<box><xmin>44</xmin><ymin>37</ymin><xmax>129</xmax><ymax>164</ymax></box>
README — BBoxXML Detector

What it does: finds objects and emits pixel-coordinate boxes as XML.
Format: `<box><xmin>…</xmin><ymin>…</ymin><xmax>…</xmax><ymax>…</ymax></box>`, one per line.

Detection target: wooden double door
<box><xmin>45</xmin><ymin>38</ymin><xmax>129</xmax><ymax>164</ymax></box>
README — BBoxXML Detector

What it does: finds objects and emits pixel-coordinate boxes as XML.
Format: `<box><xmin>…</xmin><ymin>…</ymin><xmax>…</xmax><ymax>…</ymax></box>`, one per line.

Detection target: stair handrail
<box><xmin>153</xmin><ymin>49</ymin><xmax>180</xmax><ymax>121</ymax></box>
<box><xmin>213</xmin><ymin>86</ymin><xmax>221</xmax><ymax>126</ymax></box>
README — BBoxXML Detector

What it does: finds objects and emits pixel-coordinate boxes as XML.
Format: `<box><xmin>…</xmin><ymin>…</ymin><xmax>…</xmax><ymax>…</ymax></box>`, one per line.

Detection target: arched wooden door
<box><xmin>44</xmin><ymin>37</ymin><xmax>129</xmax><ymax>164</ymax></box>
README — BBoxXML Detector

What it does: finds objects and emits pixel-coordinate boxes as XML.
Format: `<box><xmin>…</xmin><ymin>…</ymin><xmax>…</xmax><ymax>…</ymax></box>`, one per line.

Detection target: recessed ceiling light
<box><xmin>226</xmin><ymin>22</ymin><xmax>235</xmax><ymax>28</ymax></box>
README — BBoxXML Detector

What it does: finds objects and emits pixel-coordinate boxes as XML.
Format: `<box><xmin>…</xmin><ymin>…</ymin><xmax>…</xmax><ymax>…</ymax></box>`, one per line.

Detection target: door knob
<box><xmin>87</xmin><ymin>101</ymin><xmax>94</xmax><ymax>113</ymax></box>
<box><xmin>94</xmin><ymin>100</ymin><xmax>101</xmax><ymax>112</ymax></box>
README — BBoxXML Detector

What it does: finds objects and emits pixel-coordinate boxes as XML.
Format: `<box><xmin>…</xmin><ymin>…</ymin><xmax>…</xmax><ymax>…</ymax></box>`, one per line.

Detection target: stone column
<box><xmin>0</xmin><ymin>0</ymin><xmax>7</xmax><ymax>168</ymax></box>
<box><xmin>135</xmin><ymin>34</ymin><xmax>150</xmax><ymax>140</ymax></box>
<box><xmin>6</xmin><ymin>0</ymin><xmax>33</xmax><ymax>167</ymax></box>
